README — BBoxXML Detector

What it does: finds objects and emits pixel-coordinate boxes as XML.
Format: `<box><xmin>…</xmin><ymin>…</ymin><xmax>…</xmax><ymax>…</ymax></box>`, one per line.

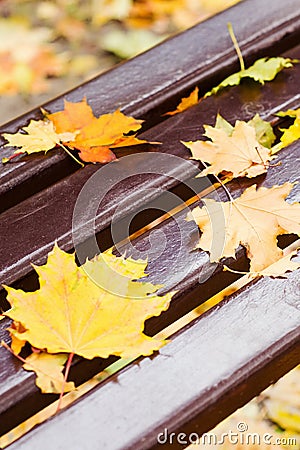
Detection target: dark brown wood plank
<box><xmin>0</xmin><ymin>0</ymin><xmax>299</xmax><ymax>213</ymax></box>
<box><xmin>7</xmin><ymin>269</ymin><xmax>300</xmax><ymax>450</ymax></box>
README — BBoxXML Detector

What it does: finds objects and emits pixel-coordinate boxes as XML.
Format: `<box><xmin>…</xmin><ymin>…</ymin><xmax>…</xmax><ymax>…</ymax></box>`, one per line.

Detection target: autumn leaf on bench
<box><xmin>2</xmin><ymin>120</ymin><xmax>75</xmax><ymax>162</ymax></box>
<box><xmin>23</xmin><ymin>352</ymin><xmax>75</xmax><ymax>395</ymax></box>
<box><xmin>204</xmin><ymin>57</ymin><xmax>298</xmax><ymax>98</ymax></box>
<box><xmin>2</xmin><ymin>98</ymin><xmax>152</xmax><ymax>164</ymax></box>
<box><xmin>188</xmin><ymin>182</ymin><xmax>300</xmax><ymax>273</ymax></box>
<box><xmin>46</xmin><ymin>98</ymin><xmax>149</xmax><ymax>163</ymax></box>
<box><xmin>2</xmin><ymin>244</ymin><xmax>174</xmax><ymax>394</ymax></box>
<box><xmin>203</xmin><ymin>24</ymin><xmax>298</xmax><ymax>99</ymax></box>
<box><xmin>183</xmin><ymin>115</ymin><xmax>275</xmax><ymax>178</ymax></box>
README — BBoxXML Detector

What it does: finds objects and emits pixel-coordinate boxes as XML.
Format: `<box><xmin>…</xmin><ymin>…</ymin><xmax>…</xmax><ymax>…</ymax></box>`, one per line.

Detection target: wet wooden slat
<box><xmin>0</xmin><ymin>1</ymin><xmax>300</xmax><ymax>444</ymax></box>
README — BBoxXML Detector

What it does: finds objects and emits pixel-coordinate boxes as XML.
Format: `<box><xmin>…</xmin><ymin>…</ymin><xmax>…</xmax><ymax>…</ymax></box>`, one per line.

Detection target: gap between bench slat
<box><xmin>0</xmin><ymin>0</ymin><xmax>299</xmax><ymax>213</ymax></box>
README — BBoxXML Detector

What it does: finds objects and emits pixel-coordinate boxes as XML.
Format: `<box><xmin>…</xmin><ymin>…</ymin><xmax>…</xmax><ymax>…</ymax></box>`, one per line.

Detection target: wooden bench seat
<box><xmin>1</xmin><ymin>0</ymin><xmax>300</xmax><ymax>448</ymax></box>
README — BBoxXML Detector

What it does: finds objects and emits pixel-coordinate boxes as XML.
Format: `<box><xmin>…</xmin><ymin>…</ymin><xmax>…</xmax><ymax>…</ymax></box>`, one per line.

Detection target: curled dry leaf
<box><xmin>183</xmin><ymin>119</ymin><xmax>273</xmax><ymax>178</ymax></box>
<box><xmin>188</xmin><ymin>183</ymin><xmax>300</xmax><ymax>272</ymax></box>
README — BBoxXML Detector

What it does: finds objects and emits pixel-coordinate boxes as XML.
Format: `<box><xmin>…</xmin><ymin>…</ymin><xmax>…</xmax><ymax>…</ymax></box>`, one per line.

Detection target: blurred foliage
<box><xmin>194</xmin><ymin>367</ymin><xmax>300</xmax><ymax>449</ymax></box>
<box><xmin>0</xmin><ymin>0</ymin><xmax>241</xmax><ymax>98</ymax></box>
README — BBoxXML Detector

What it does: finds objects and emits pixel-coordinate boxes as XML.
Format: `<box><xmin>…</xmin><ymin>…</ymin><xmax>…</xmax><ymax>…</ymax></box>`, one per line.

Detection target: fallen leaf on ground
<box><xmin>188</xmin><ymin>183</ymin><xmax>300</xmax><ymax>272</ymax></box>
<box><xmin>23</xmin><ymin>352</ymin><xmax>75</xmax><ymax>394</ymax></box>
<box><xmin>204</xmin><ymin>57</ymin><xmax>297</xmax><ymax>98</ymax></box>
<box><xmin>4</xmin><ymin>244</ymin><xmax>174</xmax><ymax>360</ymax></box>
<box><xmin>0</xmin><ymin>19</ymin><xmax>67</xmax><ymax>95</ymax></box>
<box><xmin>183</xmin><ymin>119</ymin><xmax>272</xmax><ymax>178</ymax></box>
<box><xmin>102</xmin><ymin>28</ymin><xmax>165</xmax><ymax>59</ymax></box>
<box><xmin>164</xmin><ymin>86</ymin><xmax>199</xmax><ymax>116</ymax></box>
<box><xmin>263</xmin><ymin>365</ymin><xmax>300</xmax><ymax>434</ymax></box>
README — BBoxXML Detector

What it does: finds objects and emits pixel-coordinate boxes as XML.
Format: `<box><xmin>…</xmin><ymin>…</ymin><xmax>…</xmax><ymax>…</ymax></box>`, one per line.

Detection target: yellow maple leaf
<box><xmin>23</xmin><ymin>352</ymin><xmax>75</xmax><ymax>394</ymax></box>
<box><xmin>4</xmin><ymin>244</ymin><xmax>173</xmax><ymax>359</ymax></box>
<box><xmin>164</xmin><ymin>86</ymin><xmax>199</xmax><ymax>116</ymax></box>
<box><xmin>188</xmin><ymin>183</ymin><xmax>300</xmax><ymax>272</ymax></box>
<box><xmin>2</xmin><ymin>120</ymin><xmax>75</xmax><ymax>156</ymax></box>
<box><xmin>183</xmin><ymin>120</ymin><xmax>272</xmax><ymax>178</ymax></box>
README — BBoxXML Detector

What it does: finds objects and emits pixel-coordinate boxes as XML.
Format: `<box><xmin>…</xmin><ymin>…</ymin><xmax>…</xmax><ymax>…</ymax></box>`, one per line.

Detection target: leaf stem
<box><xmin>227</xmin><ymin>22</ymin><xmax>245</xmax><ymax>71</ymax></box>
<box><xmin>57</xmin><ymin>352</ymin><xmax>74</xmax><ymax>413</ymax></box>
<box><xmin>58</xmin><ymin>143</ymin><xmax>84</xmax><ymax>167</ymax></box>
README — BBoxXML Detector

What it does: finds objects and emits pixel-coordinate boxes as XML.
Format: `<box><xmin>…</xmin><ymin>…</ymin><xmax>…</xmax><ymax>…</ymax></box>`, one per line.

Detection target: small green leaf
<box><xmin>205</xmin><ymin>57</ymin><xmax>298</xmax><ymax>97</ymax></box>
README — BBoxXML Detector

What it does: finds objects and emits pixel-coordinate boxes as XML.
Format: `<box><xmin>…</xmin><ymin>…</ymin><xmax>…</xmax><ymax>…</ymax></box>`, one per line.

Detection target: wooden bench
<box><xmin>0</xmin><ymin>0</ymin><xmax>300</xmax><ymax>448</ymax></box>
